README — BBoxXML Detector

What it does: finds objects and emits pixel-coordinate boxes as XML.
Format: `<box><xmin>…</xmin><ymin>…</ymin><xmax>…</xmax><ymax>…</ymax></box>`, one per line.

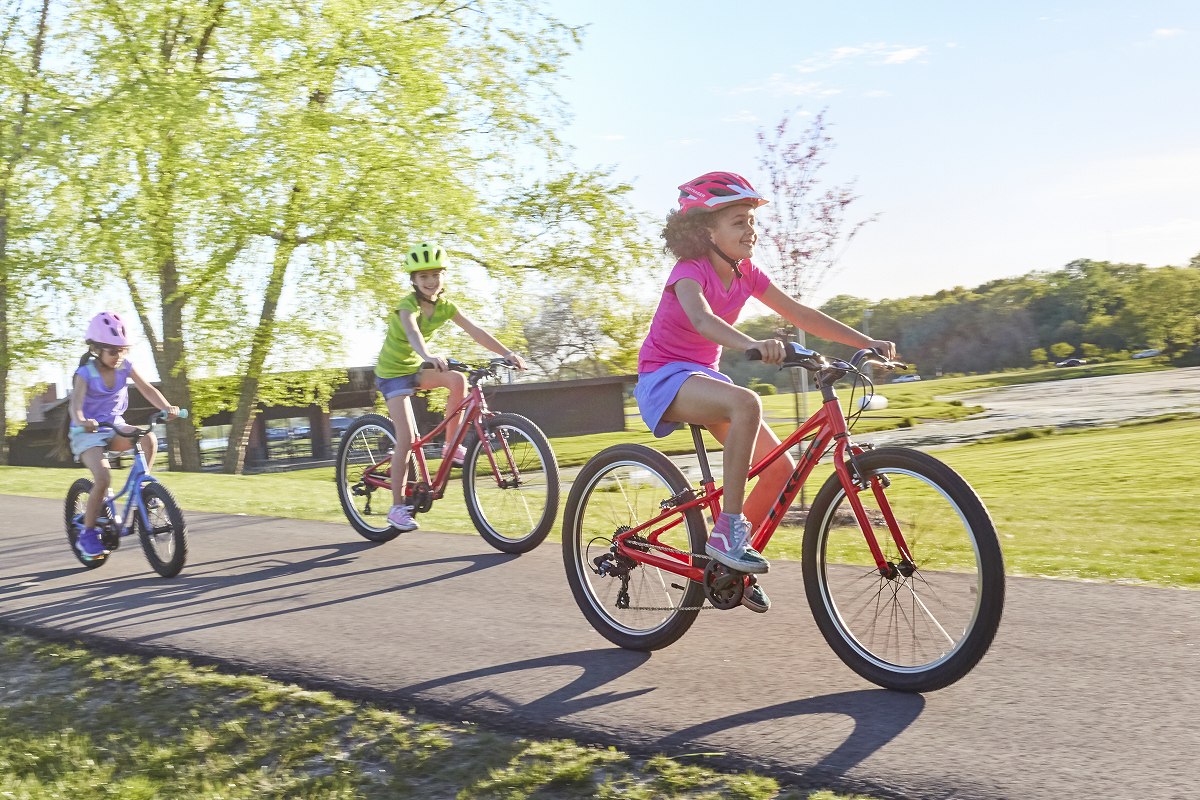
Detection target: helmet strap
<box><xmin>709</xmin><ymin>243</ymin><xmax>744</xmax><ymax>278</ymax></box>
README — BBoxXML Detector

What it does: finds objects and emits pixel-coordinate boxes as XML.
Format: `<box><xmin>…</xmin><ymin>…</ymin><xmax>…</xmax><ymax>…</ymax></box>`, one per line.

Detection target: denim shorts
<box><xmin>69</xmin><ymin>428</ymin><xmax>117</xmax><ymax>461</ymax></box>
<box><xmin>634</xmin><ymin>362</ymin><xmax>732</xmax><ymax>438</ymax></box>
<box><xmin>375</xmin><ymin>372</ymin><xmax>421</xmax><ymax>400</ymax></box>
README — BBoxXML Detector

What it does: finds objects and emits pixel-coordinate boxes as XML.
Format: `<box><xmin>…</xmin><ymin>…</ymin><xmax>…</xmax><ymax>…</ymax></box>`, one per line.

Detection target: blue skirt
<box><xmin>634</xmin><ymin>362</ymin><xmax>732</xmax><ymax>438</ymax></box>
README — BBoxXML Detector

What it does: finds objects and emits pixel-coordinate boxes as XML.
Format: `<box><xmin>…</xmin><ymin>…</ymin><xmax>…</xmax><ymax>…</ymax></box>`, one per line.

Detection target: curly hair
<box><xmin>660</xmin><ymin>209</ymin><xmax>716</xmax><ymax>261</ymax></box>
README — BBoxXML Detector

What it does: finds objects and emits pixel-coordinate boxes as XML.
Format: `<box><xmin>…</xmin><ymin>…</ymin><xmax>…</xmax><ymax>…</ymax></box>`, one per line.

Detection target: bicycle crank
<box><xmin>702</xmin><ymin>560</ymin><xmax>745</xmax><ymax>610</ymax></box>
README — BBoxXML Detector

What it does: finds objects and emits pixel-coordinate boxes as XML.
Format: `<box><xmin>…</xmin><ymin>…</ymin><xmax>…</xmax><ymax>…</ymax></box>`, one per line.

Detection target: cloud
<box><xmin>793</xmin><ymin>42</ymin><xmax>930</xmax><ymax>74</ymax></box>
<box><xmin>1152</xmin><ymin>27</ymin><xmax>1186</xmax><ymax>38</ymax></box>
<box><xmin>720</xmin><ymin>110</ymin><xmax>760</xmax><ymax>124</ymax></box>
<box><xmin>731</xmin><ymin>42</ymin><xmax>928</xmax><ymax>97</ymax></box>
<box><xmin>600</xmin><ymin>134</ymin><xmax>626</xmax><ymax>141</ymax></box>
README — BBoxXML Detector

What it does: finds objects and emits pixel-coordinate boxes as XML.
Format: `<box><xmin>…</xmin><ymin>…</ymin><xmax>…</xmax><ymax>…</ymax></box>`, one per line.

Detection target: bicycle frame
<box><xmin>359</xmin><ymin>379</ymin><xmax>522</xmax><ymax>500</ymax></box>
<box><xmin>612</xmin><ymin>370</ymin><xmax>916</xmax><ymax>583</ymax></box>
<box><xmin>97</xmin><ymin>431</ymin><xmax>162</xmax><ymax>537</ymax></box>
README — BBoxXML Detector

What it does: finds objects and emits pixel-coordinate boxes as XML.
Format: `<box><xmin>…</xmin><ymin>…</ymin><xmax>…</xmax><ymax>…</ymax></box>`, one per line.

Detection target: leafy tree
<box><xmin>0</xmin><ymin>0</ymin><xmax>59</xmax><ymax>459</ymax></box>
<box><xmin>1030</xmin><ymin>347</ymin><xmax>1048</xmax><ymax>364</ymax></box>
<box><xmin>58</xmin><ymin>0</ymin><xmax>635</xmax><ymax>473</ymax></box>
<box><xmin>1049</xmin><ymin>342</ymin><xmax>1075</xmax><ymax>359</ymax></box>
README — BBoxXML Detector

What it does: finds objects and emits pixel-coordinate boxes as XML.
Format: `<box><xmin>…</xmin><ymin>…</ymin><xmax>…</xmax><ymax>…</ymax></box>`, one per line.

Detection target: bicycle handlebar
<box><xmin>745</xmin><ymin>343</ymin><xmax>908</xmax><ymax>373</ymax></box>
<box><xmin>72</xmin><ymin>408</ymin><xmax>189</xmax><ymax>436</ymax></box>
<box><xmin>419</xmin><ymin>357</ymin><xmax>514</xmax><ymax>386</ymax></box>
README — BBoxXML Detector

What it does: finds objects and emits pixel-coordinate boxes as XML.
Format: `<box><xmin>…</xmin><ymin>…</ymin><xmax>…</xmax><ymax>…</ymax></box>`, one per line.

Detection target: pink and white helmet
<box><xmin>86</xmin><ymin>311</ymin><xmax>131</xmax><ymax>347</ymax></box>
<box><xmin>677</xmin><ymin>171</ymin><xmax>768</xmax><ymax>215</ymax></box>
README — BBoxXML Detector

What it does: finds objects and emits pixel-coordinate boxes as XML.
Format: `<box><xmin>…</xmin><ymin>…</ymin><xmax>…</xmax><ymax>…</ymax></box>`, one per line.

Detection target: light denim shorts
<box><xmin>69</xmin><ymin>428</ymin><xmax>117</xmax><ymax>461</ymax></box>
<box><xmin>634</xmin><ymin>362</ymin><xmax>732</xmax><ymax>438</ymax></box>
<box><xmin>375</xmin><ymin>372</ymin><xmax>421</xmax><ymax>400</ymax></box>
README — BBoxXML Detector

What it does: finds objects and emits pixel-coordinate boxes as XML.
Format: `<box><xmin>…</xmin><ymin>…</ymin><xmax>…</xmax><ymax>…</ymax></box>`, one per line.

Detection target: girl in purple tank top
<box><xmin>634</xmin><ymin>172</ymin><xmax>897</xmax><ymax>613</ymax></box>
<box><xmin>66</xmin><ymin>311</ymin><xmax>180</xmax><ymax>561</ymax></box>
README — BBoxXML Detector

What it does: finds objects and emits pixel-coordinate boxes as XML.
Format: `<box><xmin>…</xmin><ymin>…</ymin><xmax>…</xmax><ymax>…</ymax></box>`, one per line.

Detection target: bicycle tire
<box><xmin>64</xmin><ymin>478</ymin><xmax>106</xmax><ymax>570</ymax></box>
<box><xmin>136</xmin><ymin>482</ymin><xmax>188</xmax><ymax>578</ymax></box>
<box><xmin>461</xmin><ymin>412</ymin><xmax>560</xmax><ymax>554</ymax></box>
<box><xmin>335</xmin><ymin>414</ymin><xmax>402</xmax><ymax>542</ymax></box>
<box><xmin>802</xmin><ymin>446</ymin><xmax>1005</xmax><ymax>692</ymax></box>
<box><xmin>562</xmin><ymin>444</ymin><xmax>707</xmax><ymax>650</ymax></box>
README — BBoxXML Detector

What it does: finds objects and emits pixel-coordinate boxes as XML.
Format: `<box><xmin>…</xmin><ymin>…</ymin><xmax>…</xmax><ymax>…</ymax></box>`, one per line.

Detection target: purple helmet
<box><xmin>86</xmin><ymin>311</ymin><xmax>130</xmax><ymax>347</ymax></box>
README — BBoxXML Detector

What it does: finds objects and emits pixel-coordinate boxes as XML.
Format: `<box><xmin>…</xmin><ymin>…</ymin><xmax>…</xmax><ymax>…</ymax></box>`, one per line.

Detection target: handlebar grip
<box><xmin>177</xmin><ymin>408</ymin><xmax>189</xmax><ymax>419</ymax></box>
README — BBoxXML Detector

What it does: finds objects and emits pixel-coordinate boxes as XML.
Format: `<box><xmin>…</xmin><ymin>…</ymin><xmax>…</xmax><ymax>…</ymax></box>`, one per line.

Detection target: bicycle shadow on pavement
<box><xmin>0</xmin><ymin>540</ymin><xmax>517</xmax><ymax>643</ymax></box>
<box><xmin>395</xmin><ymin>648</ymin><xmax>655</xmax><ymax>731</ymax></box>
<box><xmin>657</xmin><ymin>689</ymin><xmax>925</xmax><ymax>790</ymax></box>
<box><xmin>391</xmin><ymin>647</ymin><xmax>923</xmax><ymax>796</ymax></box>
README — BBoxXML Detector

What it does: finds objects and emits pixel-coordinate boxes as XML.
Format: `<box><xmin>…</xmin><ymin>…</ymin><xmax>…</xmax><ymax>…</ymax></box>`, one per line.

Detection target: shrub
<box><xmin>748</xmin><ymin>380</ymin><xmax>777</xmax><ymax>396</ymax></box>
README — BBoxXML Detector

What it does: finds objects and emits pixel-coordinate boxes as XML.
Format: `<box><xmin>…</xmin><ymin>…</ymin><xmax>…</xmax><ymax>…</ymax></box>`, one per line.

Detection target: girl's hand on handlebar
<box><xmin>164</xmin><ymin>405</ymin><xmax>180</xmax><ymax>421</ymax></box>
<box><xmin>867</xmin><ymin>339</ymin><xmax>897</xmax><ymax>360</ymax></box>
<box><xmin>503</xmin><ymin>351</ymin><xmax>527</xmax><ymax>371</ymax></box>
<box><xmin>83</xmin><ymin>418</ymin><xmax>99</xmax><ymax>433</ymax></box>
<box><xmin>751</xmin><ymin>339</ymin><xmax>786</xmax><ymax>365</ymax></box>
<box><xmin>425</xmin><ymin>356</ymin><xmax>448</xmax><ymax>372</ymax></box>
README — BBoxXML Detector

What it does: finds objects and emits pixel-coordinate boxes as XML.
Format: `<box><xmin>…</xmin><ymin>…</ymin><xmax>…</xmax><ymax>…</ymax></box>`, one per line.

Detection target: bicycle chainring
<box><xmin>702</xmin><ymin>560</ymin><xmax>745</xmax><ymax>610</ymax></box>
<box><xmin>407</xmin><ymin>482</ymin><xmax>434</xmax><ymax>514</ymax></box>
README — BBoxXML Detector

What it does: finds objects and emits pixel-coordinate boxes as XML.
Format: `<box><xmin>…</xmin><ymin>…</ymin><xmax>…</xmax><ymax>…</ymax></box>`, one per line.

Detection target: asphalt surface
<box><xmin>1</xmin><ymin>492</ymin><xmax>1197</xmax><ymax>799</ymax></box>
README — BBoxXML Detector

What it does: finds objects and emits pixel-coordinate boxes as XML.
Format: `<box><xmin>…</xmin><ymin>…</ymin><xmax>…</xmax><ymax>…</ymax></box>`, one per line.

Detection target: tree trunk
<box><xmin>0</xmin><ymin>201</ymin><xmax>9</xmax><ymax>465</ymax></box>
<box><xmin>221</xmin><ymin>236</ymin><xmax>298</xmax><ymax>474</ymax></box>
<box><xmin>0</xmin><ymin>0</ymin><xmax>50</xmax><ymax>465</ymax></box>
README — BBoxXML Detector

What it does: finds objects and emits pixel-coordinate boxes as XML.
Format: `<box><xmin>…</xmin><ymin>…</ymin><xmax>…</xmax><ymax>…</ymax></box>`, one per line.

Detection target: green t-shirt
<box><xmin>376</xmin><ymin>293</ymin><xmax>459</xmax><ymax>378</ymax></box>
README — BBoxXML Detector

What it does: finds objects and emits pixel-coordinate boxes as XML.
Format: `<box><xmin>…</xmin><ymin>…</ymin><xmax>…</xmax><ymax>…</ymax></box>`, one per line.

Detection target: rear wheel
<box><xmin>562</xmin><ymin>444</ymin><xmax>706</xmax><ymax>650</ymax></box>
<box><xmin>803</xmin><ymin>447</ymin><xmax>1005</xmax><ymax>692</ymax></box>
<box><xmin>64</xmin><ymin>478</ymin><xmax>106</xmax><ymax>570</ymax></box>
<box><xmin>336</xmin><ymin>414</ymin><xmax>403</xmax><ymax>542</ymax></box>
<box><xmin>137</xmin><ymin>482</ymin><xmax>188</xmax><ymax>578</ymax></box>
<box><xmin>462</xmin><ymin>413</ymin><xmax>559</xmax><ymax>553</ymax></box>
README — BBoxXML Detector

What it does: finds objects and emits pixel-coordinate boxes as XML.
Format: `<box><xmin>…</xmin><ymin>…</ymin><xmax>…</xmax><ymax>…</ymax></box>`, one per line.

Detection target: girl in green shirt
<box><xmin>375</xmin><ymin>243</ymin><xmax>526</xmax><ymax>532</ymax></box>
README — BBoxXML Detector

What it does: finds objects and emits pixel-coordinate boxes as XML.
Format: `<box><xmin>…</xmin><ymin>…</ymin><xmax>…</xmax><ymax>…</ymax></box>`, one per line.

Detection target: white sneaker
<box><xmin>705</xmin><ymin>513</ymin><xmax>769</xmax><ymax>573</ymax></box>
<box><xmin>450</xmin><ymin>445</ymin><xmax>468</xmax><ymax>466</ymax></box>
<box><xmin>386</xmin><ymin>505</ymin><xmax>419</xmax><ymax>532</ymax></box>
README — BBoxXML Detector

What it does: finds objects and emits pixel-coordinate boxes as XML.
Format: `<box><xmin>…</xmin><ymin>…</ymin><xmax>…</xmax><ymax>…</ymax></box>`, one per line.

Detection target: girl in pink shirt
<box><xmin>634</xmin><ymin>171</ymin><xmax>895</xmax><ymax>612</ymax></box>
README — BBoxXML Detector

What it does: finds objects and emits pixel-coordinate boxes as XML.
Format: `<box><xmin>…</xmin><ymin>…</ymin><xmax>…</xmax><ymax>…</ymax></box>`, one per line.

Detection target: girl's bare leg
<box><xmin>79</xmin><ymin>448</ymin><xmax>110</xmax><ymax>528</ymax></box>
<box><xmin>385</xmin><ymin>394</ymin><xmax>418</xmax><ymax>507</ymax></box>
<box><xmin>661</xmin><ymin>376</ymin><xmax>762</xmax><ymax>515</ymax></box>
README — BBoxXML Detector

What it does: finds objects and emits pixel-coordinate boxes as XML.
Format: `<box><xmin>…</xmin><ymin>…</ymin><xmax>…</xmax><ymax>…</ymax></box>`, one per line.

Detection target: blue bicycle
<box><xmin>65</xmin><ymin>410</ymin><xmax>190</xmax><ymax>577</ymax></box>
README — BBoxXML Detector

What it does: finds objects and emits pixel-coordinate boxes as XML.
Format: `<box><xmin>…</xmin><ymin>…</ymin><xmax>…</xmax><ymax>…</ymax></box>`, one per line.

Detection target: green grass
<box><xmin>0</xmin><ymin>631</ymin><xmax>867</xmax><ymax>799</ymax></box>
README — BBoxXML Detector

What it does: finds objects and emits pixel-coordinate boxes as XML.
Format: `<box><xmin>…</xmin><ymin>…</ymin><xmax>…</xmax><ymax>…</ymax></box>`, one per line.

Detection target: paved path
<box><xmin>865</xmin><ymin>365</ymin><xmax>1200</xmax><ymax>448</ymax></box>
<box><xmin>1</xmin><ymin>494</ymin><xmax>1196</xmax><ymax>799</ymax></box>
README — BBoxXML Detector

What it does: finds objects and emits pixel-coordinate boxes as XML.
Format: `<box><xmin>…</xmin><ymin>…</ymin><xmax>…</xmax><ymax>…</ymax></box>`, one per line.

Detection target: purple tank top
<box><xmin>75</xmin><ymin>359</ymin><xmax>134</xmax><ymax>425</ymax></box>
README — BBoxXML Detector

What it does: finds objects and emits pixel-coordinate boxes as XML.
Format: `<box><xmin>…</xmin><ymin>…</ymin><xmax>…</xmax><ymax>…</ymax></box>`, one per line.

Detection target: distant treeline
<box><xmin>721</xmin><ymin>257</ymin><xmax>1200</xmax><ymax>386</ymax></box>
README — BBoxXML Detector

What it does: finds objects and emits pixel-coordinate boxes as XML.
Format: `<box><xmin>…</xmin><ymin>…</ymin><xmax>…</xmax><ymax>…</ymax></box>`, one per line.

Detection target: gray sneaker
<box><xmin>705</xmin><ymin>513</ymin><xmax>769</xmax><ymax>574</ymax></box>
<box><xmin>386</xmin><ymin>505</ymin><xmax>420</xmax><ymax>532</ymax></box>
<box><xmin>741</xmin><ymin>580</ymin><xmax>771</xmax><ymax>613</ymax></box>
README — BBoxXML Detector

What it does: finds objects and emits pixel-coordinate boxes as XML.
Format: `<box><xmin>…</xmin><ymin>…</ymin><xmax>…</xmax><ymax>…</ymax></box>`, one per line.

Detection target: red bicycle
<box><xmin>562</xmin><ymin>345</ymin><xmax>1004</xmax><ymax>692</ymax></box>
<box><xmin>336</xmin><ymin>358</ymin><xmax>559</xmax><ymax>553</ymax></box>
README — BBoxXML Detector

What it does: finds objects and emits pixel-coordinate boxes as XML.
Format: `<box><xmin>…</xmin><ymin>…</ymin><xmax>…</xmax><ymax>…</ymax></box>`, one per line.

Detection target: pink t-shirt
<box><xmin>638</xmin><ymin>258</ymin><xmax>773</xmax><ymax>372</ymax></box>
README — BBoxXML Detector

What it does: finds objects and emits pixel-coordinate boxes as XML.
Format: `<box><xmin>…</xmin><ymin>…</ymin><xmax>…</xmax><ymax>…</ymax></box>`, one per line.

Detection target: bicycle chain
<box><xmin>615</xmin><ymin>536</ymin><xmax>720</xmax><ymax>612</ymax></box>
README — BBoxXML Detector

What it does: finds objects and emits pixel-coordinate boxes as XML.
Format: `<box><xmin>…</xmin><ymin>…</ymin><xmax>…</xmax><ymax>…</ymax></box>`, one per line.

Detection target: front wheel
<box><xmin>336</xmin><ymin>414</ymin><xmax>403</xmax><ymax>542</ymax></box>
<box><xmin>461</xmin><ymin>413</ymin><xmax>560</xmax><ymax>554</ymax></box>
<box><xmin>64</xmin><ymin>478</ymin><xmax>106</xmax><ymax>570</ymax></box>
<box><xmin>561</xmin><ymin>444</ymin><xmax>707</xmax><ymax>650</ymax></box>
<box><xmin>803</xmin><ymin>447</ymin><xmax>1005</xmax><ymax>692</ymax></box>
<box><xmin>136</xmin><ymin>482</ymin><xmax>188</xmax><ymax>578</ymax></box>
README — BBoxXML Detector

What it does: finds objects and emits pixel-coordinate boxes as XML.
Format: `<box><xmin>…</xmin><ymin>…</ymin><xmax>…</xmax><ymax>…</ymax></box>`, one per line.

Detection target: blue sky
<box><xmin>545</xmin><ymin>1</ymin><xmax>1200</xmax><ymax>302</ymax></box>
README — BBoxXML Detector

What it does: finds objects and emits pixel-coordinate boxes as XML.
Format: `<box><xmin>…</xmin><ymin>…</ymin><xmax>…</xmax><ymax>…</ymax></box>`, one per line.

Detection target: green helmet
<box><xmin>404</xmin><ymin>243</ymin><xmax>448</xmax><ymax>273</ymax></box>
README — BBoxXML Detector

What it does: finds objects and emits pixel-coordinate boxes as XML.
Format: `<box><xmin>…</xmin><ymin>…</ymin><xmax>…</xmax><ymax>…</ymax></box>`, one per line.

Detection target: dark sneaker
<box><xmin>705</xmin><ymin>513</ymin><xmax>769</xmax><ymax>574</ymax></box>
<box><xmin>741</xmin><ymin>580</ymin><xmax>771</xmax><ymax>613</ymax></box>
<box><xmin>386</xmin><ymin>505</ymin><xmax>420</xmax><ymax>532</ymax></box>
<box><xmin>75</xmin><ymin>526</ymin><xmax>107</xmax><ymax>560</ymax></box>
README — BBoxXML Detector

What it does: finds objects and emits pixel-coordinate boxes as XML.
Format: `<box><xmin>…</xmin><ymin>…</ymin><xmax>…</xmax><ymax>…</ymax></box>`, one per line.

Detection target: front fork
<box><xmin>840</xmin><ymin>445</ymin><xmax>917</xmax><ymax>579</ymax></box>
